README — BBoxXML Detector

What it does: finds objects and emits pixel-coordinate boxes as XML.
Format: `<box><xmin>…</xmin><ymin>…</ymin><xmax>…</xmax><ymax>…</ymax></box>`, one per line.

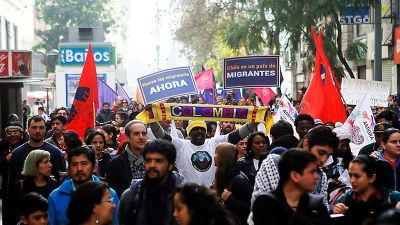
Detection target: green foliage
<box><xmin>34</xmin><ymin>0</ymin><xmax>120</xmax><ymax>52</ymax></box>
<box><xmin>174</xmin><ymin>0</ymin><xmax>375</xmax><ymax>80</ymax></box>
<box><xmin>345</xmin><ymin>41</ymin><xmax>368</xmax><ymax>64</ymax></box>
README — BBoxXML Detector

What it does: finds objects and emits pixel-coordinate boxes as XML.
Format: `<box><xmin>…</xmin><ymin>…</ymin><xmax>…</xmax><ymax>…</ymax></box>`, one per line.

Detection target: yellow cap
<box><xmin>187</xmin><ymin>121</ymin><xmax>207</xmax><ymax>134</ymax></box>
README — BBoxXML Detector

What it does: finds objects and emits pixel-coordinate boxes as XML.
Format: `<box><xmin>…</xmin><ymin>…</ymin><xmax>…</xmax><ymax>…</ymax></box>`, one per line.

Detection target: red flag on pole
<box><xmin>195</xmin><ymin>68</ymin><xmax>215</xmax><ymax>90</ymax></box>
<box><xmin>252</xmin><ymin>88</ymin><xmax>276</xmax><ymax>105</ymax></box>
<box><xmin>299</xmin><ymin>29</ymin><xmax>346</xmax><ymax>123</ymax></box>
<box><xmin>66</xmin><ymin>44</ymin><xmax>99</xmax><ymax>138</ymax></box>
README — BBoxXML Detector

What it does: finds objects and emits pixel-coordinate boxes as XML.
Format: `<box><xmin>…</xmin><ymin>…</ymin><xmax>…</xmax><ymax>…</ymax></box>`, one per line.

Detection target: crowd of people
<box><xmin>1</xmin><ymin>93</ymin><xmax>400</xmax><ymax>225</ymax></box>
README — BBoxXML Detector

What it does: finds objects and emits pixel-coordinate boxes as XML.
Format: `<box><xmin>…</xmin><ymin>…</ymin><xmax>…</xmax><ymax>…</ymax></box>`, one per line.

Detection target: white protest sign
<box><xmin>341</xmin><ymin>78</ymin><xmax>390</xmax><ymax>107</ymax></box>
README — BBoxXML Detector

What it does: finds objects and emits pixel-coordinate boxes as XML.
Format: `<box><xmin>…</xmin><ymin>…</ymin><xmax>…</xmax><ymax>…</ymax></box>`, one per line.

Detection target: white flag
<box><xmin>343</xmin><ymin>94</ymin><xmax>375</xmax><ymax>155</ymax></box>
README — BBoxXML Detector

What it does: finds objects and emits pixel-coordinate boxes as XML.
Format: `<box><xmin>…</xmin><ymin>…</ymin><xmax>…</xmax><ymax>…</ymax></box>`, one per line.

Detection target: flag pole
<box><xmin>93</xmin><ymin>101</ymin><xmax>96</xmax><ymax>127</ymax></box>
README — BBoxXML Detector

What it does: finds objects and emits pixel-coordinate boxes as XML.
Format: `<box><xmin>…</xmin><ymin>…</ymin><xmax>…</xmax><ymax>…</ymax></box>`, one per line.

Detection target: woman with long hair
<box><xmin>59</xmin><ymin>131</ymin><xmax>84</xmax><ymax>161</ymax></box>
<box><xmin>333</xmin><ymin>155</ymin><xmax>400</xmax><ymax>225</ymax></box>
<box><xmin>85</xmin><ymin>131</ymin><xmax>112</xmax><ymax>178</ymax></box>
<box><xmin>9</xmin><ymin>150</ymin><xmax>58</xmax><ymax>224</ymax></box>
<box><xmin>236</xmin><ymin>132</ymin><xmax>270</xmax><ymax>185</ymax></box>
<box><xmin>173</xmin><ymin>183</ymin><xmax>235</xmax><ymax>225</ymax></box>
<box><xmin>67</xmin><ymin>181</ymin><xmax>115</xmax><ymax>225</ymax></box>
<box><xmin>236</xmin><ymin>137</ymin><xmax>248</xmax><ymax>160</ymax></box>
<box><xmin>212</xmin><ymin>143</ymin><xmax>252</xmax><ymax>225</ymax></box>
<box><xmin>100</xmin><ymin>124</ymin><xmax>119</xmax><ymax>152</ymax></box>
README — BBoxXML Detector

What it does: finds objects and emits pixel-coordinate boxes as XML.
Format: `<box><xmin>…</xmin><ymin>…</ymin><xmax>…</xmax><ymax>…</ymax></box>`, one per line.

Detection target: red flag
<box><xmin>299</xmin><ymin>29</ymin><xmax>347</xmax><ymax>123</ymax></box>
<box><xmin>66</xmin><ymin>44</ymin><xmax>99</xmax><ymax>138</ymax></box>
<box><xmin>195</xmin><ymin>68</ymin><xmax>215</xmax><ymax>90</ymax></box>
<box><xmin>252</xmin><ymin>88</ymin><xmax>276</xmax><ymax>105</ymax></box>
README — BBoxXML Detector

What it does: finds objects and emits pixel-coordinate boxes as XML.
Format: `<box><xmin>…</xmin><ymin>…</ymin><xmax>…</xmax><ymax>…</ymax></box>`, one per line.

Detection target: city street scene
<box><xmin>1</xmin><ymin>0</ymin><xmax>400</xmax><ymax>225</ymax></box>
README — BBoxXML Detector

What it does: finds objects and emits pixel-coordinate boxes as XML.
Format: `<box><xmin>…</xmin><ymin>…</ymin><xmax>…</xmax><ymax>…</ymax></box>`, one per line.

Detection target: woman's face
<box><xmin>94</xmin><ymin>189</ymin><xmax>115</xmax><ymax>225</ymax></box>
<box><xmin>91</xmin><ymin>135</ymin><xmax>105</xmax><ymax>153</ymax></box>
<box><xmin>100</xmin><ymin>129</ymin><xmax>112</xmax><ymax>144</ymax></box>
<box><xmin>251</xmin><ymin>135</ymin><xmax>268</xmax><ymax>159</ymax></box>
<box><xmin>236</xmin><ymin>137</ymin><xmax>248</xmax><ymax>157</ymax></box>
<box><xmin>349</xmin><ymin>162</ymin><xmax>375</xmax><ymax>194</ymax></box>
<box><xmin>37</xmin><ymin>157</ymin><xmax>52</xmax><ymax>177</ymax></box>
<box><xmin>173</xmin><ymin>193</ymin><xmax>191</xmax><ymax>225</ymax></box>
<box><xmin>115</xmin><ymin>115</ymin><xmax>123</xmax><ymax>126</ymax></box>
<box><xmin>383</xmin><ymin>132</ymin><xmax>400</xmax><ymax>157</ymax></box>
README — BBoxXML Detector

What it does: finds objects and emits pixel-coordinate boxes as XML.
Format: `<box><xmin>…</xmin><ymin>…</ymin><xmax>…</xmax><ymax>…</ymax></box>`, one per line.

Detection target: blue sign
<box><xmin>65</xmin><ymin>74</ymin><xmax>106</xmax><ymax>107</ymax></box>
<box><xmin>339</xmin><ymin>6</ymin><xmax>370</xmax><ymax>24</ymax></box>
<box><xmin>138</xmin><ymin>67</ymin><xmax>198</xmax><ymax>105</ymax></box>
<box><xmin>60</xmin><ymin>46</ymin><xmax>111</xmax><ymax>66</ymax></box>
<box><xmin>224</xmin><ymin>56</ymin><xmax>280</xmax><ymax>89</ymax></box>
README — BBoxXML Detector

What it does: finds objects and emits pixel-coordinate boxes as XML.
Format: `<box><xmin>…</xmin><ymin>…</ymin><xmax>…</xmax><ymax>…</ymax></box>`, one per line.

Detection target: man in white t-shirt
<box><xmin>149</xmin><ymin>120</ymin><xmax>257</xmax><ymax>187</ymax></box>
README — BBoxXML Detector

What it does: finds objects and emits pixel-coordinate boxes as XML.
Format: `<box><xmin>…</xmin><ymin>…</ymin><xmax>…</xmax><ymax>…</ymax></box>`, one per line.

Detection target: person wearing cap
<box><xmin>358</xmin><ymin>122</ymin><xmax>392</xmax><ymax>156</ymax></box>
<box><xmin>117</xmin><ymin>99</ymin><xmax>133</xmax><ymax>116</ymax></box>
<box><xmin>0</xmin><ymin>122</ymin><xmax>27</xmax><ymax>225</ymax></box>
<box><xmin>149</xmin><ymin>119</ymin><xmax>257</xmax><ymax>187</ymax></box>
<box><xmin>45</xmin><ymin>115</ymin><xmax>67</xmax><ymax>149</ymax></box>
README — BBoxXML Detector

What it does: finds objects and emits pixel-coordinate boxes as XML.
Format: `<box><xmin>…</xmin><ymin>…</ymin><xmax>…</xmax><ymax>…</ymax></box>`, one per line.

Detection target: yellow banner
<box><xmin>136</xmin><ymin>103</ymin><xmax>270</xmax><ymax>124</ymax></box>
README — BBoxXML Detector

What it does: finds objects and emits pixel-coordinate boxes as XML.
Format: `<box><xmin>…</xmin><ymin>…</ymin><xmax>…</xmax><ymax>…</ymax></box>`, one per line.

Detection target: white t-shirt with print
<box><xmin>172</xmin><ymin>135</ymin><xmax>229</xmax><ymax>187</ymax></box>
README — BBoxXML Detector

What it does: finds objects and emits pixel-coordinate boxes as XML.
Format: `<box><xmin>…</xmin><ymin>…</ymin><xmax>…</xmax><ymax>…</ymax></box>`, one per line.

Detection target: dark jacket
<box><xmin>98</xmin><ymin>151</ymin><xmax>112</xmax><ymax>178</ymax></box>
<box><xmin>335</xmin><ymin>186</ymin><xmax>400</xmax><ymax>225</ymax></box>
<box><xmin>375</xmin><ymin>150</ymin><xmax>400</xmax><ymax>191</ymax></box>
<box><xmin>8</xmin><ymin>142</ymin><xmax>66</xmax><ymax>188</ymax></box>
<box><xmin>236</xmin><ymin>157</ymin><xmax>257</xmax><ymax>186</ymax></box>
<box><xmin>215</xmin><ymin>168</ymin><xmax>252</xmax><ymax>225</ymax></box>
<box><xmin>96</xmin><ymin>109</ymin><xmax>116</xmax><ymax>125</ymax></box>
<box><xmin>106</xmin><ymin>150</ymin><xmax>134</xmax><ymax>197</ymax></box>
<box><xmin>7</xmin><ymin>176</ymin><xmax>58</xmax><ymax>225</ymax></box>
<box><xmin>118</xmin><ymin>171</ymin><xmax>184</xmax><ymax>225</ymax></box>
<box><xmin>253</xmin><ymin>187</ymin><xmax>331</xmax><ymax>225</ymax></box>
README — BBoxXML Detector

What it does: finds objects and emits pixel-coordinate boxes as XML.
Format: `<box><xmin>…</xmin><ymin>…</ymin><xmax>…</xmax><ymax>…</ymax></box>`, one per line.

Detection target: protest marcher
<box><xmin>48</xmin><ymin>146</ymin><xmax>119</xmax><ymax>225</ymax></box>
<box><xmin>114</xmin><ymin>112</ymin><xmax>129</xmax><ymax>143</ymax></box>
<box><xmin>59</xmin><ymin>130</ymin><xmax>84</xmax><ymax>161</ymax></box>
<box><xmin>17</xmin><ymin>192</ymin><xmax>49</xmax><ymax>225</ymax></box>
<box><xmin>359</xmin><ymin>122</ymin><xmax>391</xmax><ymax>156</ymax></box>
<box><xmin>173</xmin><ymin>183</ymin><xmax>235</xmax><ymax>225</ymax></box>
<box><xmin>236</xmin><ymin>132</ymin><xmax>270</xmax><ymax>185</ymax></box>
<box><xmin>294</xmin><ymin>114</ymin><xmax>314</xmax><ymax>140</ymax></box>
<box><xmin>118</xmin><ymin>139</ymin><xmax>183</xmax><ymax>225</ymax></box>
<box><xmin>45</xmin><ymin>115</ymin><xmax>67</xmax><ymax>149</ymax></box>
<box><xmin>149</xmin><ymin>119</ymin><xmax>258</xmax><ymax>187</ymax></box>
<box><xmin>236</xmin><ymin>137</ymin><xmax>248</xmax><ymax>159</ymax></box>
<box><xmin>212</xmin><ymin>143</ymin><xmax>252</xmax><ymax>225</ymax></box>
<box><xmin>85</xmin><ymin>131</ymin><xmax>112</xmax><ymax>179</ymax></box>
<box><xmin>9</xmin><ymin>116</ymin><xmax>66</xmax><ymax>188</ymax></box>
<box><xmin>325</xmin><ymin>123</ymin><xmax>354</xmax><ymax>201</ymax></box>
<box><xmin>67</xmin><ymin>181</ymin><xmax>115</xmax><ymax>225</ymax></box>
<box><xmin>220</xmin><ymin>121</ymin><xmax>236</xmax><ymax>135</ymax></box>
<box><xmin>0</xmin><ymin>122</ymin><xmax>27</xmax><ymax>225</ymax></box>
<box><xmin>206</xmin><ymin>121</ymin><xmax>218</xmax><ymax>139</ymax></box>
<box><xmin>107</xmin><ymin>120</ymin><xmax>147</xmax><ymax>196</ymax></box>
<box><xmin>118</xmin><ymin>99</ymin><xmax>133</xmax><ymax>116</ymax></box>
<box><xmin>268</xmin><ymin>120</ymin><xmax>299</xmax><ymax>152</ymax></box>
<box><xmin>100</xmin><ymin>124</ymin><xmax>120</xmax><ymax>151</ymax></box>
<box><xmin>8</xmin><ymin>150</ymin><xmax>57</xmax><ymax>224</ymax></box>
<box><xmin>375</xmin><ymin>128</ymin><xmax>400</xmax><ymax>191</ymax></box>
<box><xmin>252</xmin><ymin>149</ymin><xmax>331</xmax><ymax>225</ymax></box>
<box><xmin>38</xmin><ymin>107</ymin><xmax>50</xmax><ymax>122</ymax></box>
<box><xmin>174</xmin><ymin>120</ymin><xmax>188</xmax><ymax>138</ymax></box>
<box><xmin>333</xmin><ymin>155</ymin><xmax>400</xmax><ymax>225</ymax></box>
<box><xmin>96</xmin><ymin>102</ymin><xmax>116</xmax><ymax>126</ymax></box>
<box><xmin>248</xmin><ymin>125</ymin><xmax>338</xmax><ymax>225</ymax></box>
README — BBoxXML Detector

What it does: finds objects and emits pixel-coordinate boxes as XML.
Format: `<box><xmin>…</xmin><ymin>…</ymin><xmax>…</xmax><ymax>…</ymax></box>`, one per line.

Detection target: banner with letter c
<box><xmin>136</xmin><ymin>103</ymin><xmax>271</xmax><ymax>124</ymax></box>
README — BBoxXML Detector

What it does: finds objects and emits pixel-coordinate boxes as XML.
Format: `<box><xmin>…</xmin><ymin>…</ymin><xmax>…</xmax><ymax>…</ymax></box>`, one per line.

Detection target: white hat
<box><xmin>332</xmin><ymin>122</ymin><xmax>352</xmax><ymax>141</ymax></box>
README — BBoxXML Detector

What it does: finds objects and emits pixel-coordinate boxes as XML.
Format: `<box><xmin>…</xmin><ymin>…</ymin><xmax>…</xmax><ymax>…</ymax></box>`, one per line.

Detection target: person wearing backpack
<box><xmin>118</xmin><ymin>139</ymin><xmax>184</xmax><ymax>225</ymax></box>
<box><xmin>252</xmin><ymin>149</ymin><xmax>331</xmax><ymax>225</ymax></box>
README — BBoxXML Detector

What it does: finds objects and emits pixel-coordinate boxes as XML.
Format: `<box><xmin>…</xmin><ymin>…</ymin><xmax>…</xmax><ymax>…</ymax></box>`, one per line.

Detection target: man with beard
<box><xmin>118</xmin><ymin>139</ymin><xmax>183</xmax><ymax>225</ymax></box>
<box><xmin>48</xmin><ymin>146</ymin><xmax>119</xmax><ymax>225</ymax></box>
<box><xmin>0</xmin><ymin>122</ymin><xmax>27</xmax><ymax>225</ymax></box>
<box><xmin>221</xmin><ymin>121</ymin><xmax>236</xmax><ymax>135</ymax></box>
<box><xmin>149</xmin><ymin>120</ymin><xmax>257</xmax><ymax>187</ymax></box>
<box><xmin>8</xmin><ymin>115</ymin><xmax>66</xmax><ymax>186</ymax></box>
